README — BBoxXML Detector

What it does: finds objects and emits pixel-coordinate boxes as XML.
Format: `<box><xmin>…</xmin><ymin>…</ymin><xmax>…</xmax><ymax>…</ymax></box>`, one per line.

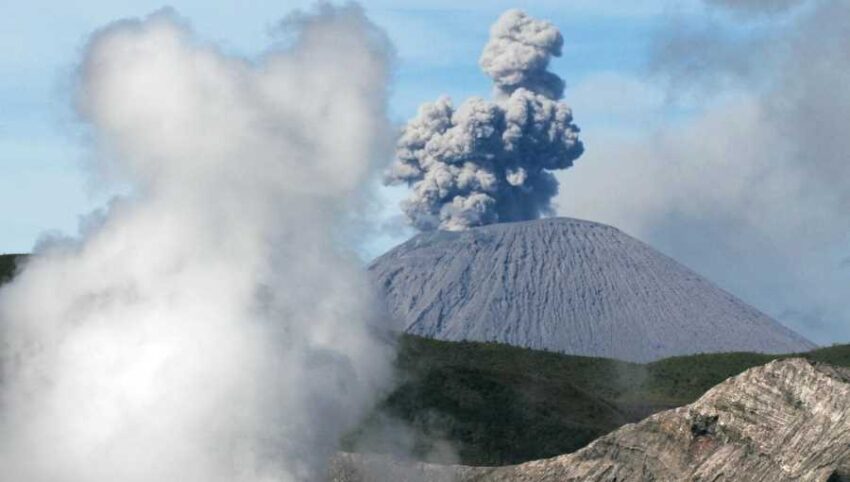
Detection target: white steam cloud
<box><xmin>0</xmin><ymin>5</ymin><xmax>395</xmax><ymax>481</ymax></box>
<box><xmin>385</xmin><ymin>9</ymin><xmax>583</xmax><ymax>231</ymax></box>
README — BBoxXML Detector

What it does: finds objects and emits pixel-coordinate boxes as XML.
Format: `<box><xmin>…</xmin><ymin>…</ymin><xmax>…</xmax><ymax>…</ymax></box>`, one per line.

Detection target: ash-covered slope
<box><xmin>369</xmin><ymin>218</ymin><xmax>814</xmax><ymax>362</ymax></box>
<box><xmin>332</xmin><ymin>358</ymin><xmax>850</xmax><ymax>481</ymax></box>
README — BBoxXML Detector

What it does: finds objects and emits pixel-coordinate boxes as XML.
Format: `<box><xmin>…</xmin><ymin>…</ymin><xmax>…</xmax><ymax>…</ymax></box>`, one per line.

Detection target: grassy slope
<box><xmin>351</xmin><ymin>335</ymin><xmax>850</xmax><ymax>466</ymax></box>
<box><xmin>3</xmin><ymin>254</ymin><xmax>846</xmax><ymax>466</ymax></box>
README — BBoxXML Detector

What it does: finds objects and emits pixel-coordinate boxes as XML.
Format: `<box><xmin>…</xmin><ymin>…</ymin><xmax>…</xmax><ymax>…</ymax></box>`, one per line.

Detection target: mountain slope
<box><xmin>347</xmin><ymin>335</ymin><xmax>849</xmax><ymax>466</ymax></box>
<box><xmin>369</xmin><ymin>218</ymin><xmax>814</xmax><ymax>362</ymax></box>
<box><xmin>334</xmin><ymin>358</ymin><xmax>850</xmax><ymax>482</ymax></box>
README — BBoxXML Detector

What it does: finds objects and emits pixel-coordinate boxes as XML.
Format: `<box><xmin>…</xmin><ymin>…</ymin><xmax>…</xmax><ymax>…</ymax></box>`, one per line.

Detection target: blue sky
<box><xmin>0</xmin><ymin>0</ymin><xmax>694</xmax><ymax>254</ymax></box>
<box><xmin>3</xmin><ymin>1</ymin><xmax>848</xmax><ymax>344</ymax></box>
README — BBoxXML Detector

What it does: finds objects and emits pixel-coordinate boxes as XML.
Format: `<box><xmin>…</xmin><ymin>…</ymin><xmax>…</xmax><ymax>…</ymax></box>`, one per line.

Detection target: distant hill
<box><xmin>369</xmin><ymin>217</ymin><xmax>815</xmax><ymax>362</ymax></box>
<box><xmin>0</xmin><ymin>253</ymin><xmax>25</xmax><ymax>285</ymax></box>
<box><xmin>347</xmin><ymin>335</ymin><xmax>850</xmax><ymax>466</ymax></box>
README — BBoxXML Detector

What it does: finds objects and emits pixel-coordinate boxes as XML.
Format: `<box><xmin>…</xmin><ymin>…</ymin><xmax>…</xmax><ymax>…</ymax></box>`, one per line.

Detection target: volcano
<box><xmin>368</xmin><ymin>217</ymin><xmax>814</xmax><ymax>362</ymax></box>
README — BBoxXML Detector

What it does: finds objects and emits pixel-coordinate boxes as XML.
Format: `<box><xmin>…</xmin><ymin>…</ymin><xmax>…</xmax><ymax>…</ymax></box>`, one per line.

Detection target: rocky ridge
<box><xmin>332</xmin><ymin>358</ymin><xmax>850</xmax><ymax>481</ymax></box>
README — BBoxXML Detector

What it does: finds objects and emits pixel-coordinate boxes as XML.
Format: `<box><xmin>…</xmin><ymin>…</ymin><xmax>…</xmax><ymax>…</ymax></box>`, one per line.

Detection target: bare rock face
<box><xmin>331</xmin><ymin>358</ymin><xmax>850</xmax><ymax>481</ymax></box>
<box><xmin>369</xmin><ymin>218</ymin><xmax>814</xmax><ymax>362</ymax></box>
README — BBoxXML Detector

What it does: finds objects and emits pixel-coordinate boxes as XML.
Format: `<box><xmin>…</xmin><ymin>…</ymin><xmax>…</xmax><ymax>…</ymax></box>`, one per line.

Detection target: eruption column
<box><xmin>386</xmin><ymin>9</ymin><xmax>584</xmax><ymax>231</ymax></box>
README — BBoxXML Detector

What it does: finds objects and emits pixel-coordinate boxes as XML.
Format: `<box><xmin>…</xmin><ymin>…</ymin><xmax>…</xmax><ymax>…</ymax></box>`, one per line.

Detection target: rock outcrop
<box><xmin>332</xmin><ymin>358</ymin><xmax>850</xmax><ymax>481</ymax></box>
<box><xmin>369</xmin><ymin>218</ymin><xmax>814</xmax><ymax>362</ymax></box>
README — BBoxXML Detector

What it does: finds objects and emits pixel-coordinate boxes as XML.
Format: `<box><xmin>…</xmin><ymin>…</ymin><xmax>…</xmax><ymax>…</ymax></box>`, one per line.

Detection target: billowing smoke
<box><xmin>0</xmin><ymin>5</ymin><xmax>395</xmax><ymax>482</ymax></box>
<box><xmin>559</xmin><ymin>0</ymin><xmax>850</xmax><ymax>343</ymax></box>
<box><xmin>385</xmin><ymin>9</ymin><xmax>583</xmax><ymax>231</ymax></box>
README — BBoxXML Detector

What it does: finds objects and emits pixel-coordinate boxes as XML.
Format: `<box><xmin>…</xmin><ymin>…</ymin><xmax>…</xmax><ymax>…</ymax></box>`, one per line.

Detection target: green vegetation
<box><xmin>0</xmin><ymin>254</ymin><xmax>25</xmax><ymax>285</ymax></box>
<box><xmin>349</xmin><ymin>335</ymin><xmax>850</xmax><ymax>466</ymax></box>
<box><xmin>2</xmin><ymin>254</ymin><xmax>847</xmax><ymax>467</ymax></box>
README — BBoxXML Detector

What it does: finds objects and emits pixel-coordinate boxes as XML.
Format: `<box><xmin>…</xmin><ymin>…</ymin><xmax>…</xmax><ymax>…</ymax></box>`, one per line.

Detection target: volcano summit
<box><xmin>369</xmin><ymin>218</ymin><xmax>814</xmax><ymax>362</ymax></box>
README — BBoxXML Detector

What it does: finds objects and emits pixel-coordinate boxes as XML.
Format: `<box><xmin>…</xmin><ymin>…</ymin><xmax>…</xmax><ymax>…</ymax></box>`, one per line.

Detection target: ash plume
<box><xmin>386</xmin><ymin>9</ymin><xmax>584</xmax><ymax>232</ymax></box>
<box><xmin>0</xmin><ymin>5</ymin><xmax>395</xmax><ymax>482</ymax></box>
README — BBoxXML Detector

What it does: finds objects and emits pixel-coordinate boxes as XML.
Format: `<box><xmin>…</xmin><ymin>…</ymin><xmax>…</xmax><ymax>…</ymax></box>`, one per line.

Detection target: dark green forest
<box><xmin>349</xmin><ymin>335</ymin><xmax>849</xmax><ymax>466</ymax></box>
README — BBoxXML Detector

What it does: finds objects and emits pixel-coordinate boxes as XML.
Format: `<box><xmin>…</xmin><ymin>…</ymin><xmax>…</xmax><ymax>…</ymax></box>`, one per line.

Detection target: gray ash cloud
<box><xmin>385</xmin><ymin>9</ymin><xmax>584</xmax><ymax>231</ymax></box>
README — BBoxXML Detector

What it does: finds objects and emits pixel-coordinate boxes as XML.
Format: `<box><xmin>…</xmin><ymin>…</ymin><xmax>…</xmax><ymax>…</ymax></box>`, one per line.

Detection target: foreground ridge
<box><xmin>332</xmin><ymin>358</ymin><xmax>850</xmax><ymax>481</ymax></box>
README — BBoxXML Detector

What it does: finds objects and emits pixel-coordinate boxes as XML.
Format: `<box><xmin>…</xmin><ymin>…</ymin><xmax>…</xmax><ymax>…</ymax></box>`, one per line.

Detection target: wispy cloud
<box><xmin>559</xmin><ymin>0</ymin><xmax>850</xmax><ymax>343</ymax></box>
